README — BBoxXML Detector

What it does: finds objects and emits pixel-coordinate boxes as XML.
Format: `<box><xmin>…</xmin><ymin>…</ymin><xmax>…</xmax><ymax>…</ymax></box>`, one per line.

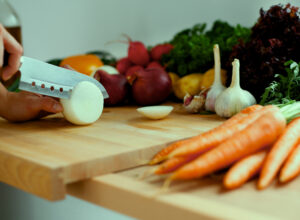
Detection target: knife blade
<box><xmin>18</xmin><ymin>56</ymin><xmax>109</xmax><ymax>99</ymax></box>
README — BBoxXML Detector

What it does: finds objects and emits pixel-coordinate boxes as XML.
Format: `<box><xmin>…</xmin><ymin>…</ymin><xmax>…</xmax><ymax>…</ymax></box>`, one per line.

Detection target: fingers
<box><xmin>40</xmin><ymin>96</ymin><xmax>63</xmax><ymax>113</ymax></box>
<box><xmin>0</xmin><ymin>24</ymin><xmax>23</xmax><ymax>81</ymax></box>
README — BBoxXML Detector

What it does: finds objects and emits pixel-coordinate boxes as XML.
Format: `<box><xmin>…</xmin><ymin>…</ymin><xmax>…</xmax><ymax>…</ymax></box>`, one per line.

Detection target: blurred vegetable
<box><xmin>93</xmin><ymin>69</ymin><xmax>129</xmax><ymax>106</ymax></box>
<box><xmin>162</xmin><ymin>20</ymin><xmax>250</xmax><ymax>76</ymax></box>
<box><xmin>128</xmin><ymin>67</ymin><xmax>172</xmax><ymax>106</ymax></box>
<box><xmin>260</xmin><ymin>60</ymin><xmax>300</xmax><ymax>106</ymax></box>
<box><xmin>228</xmin><ymin>4</ymin><xmax>300</xmax><ymax>100</ymax></box>
<box><xmin>60</xmin><ymin>54</ymin><xmax>103</xmax><ymax>75</ymax></box>
<box><xmin>205</xmin><ymin>44</ymin><xmax>226</xmax><ymax>112</ymax></box>
<box><xmin>215</xmin><ymin>59</ymin><xmax>256</xmax><ymax>118</ymax></box>
<box><xmin>47</xmin><ymin>58</ymin><xmax>62</xmax><ymax>66</ymax></box>
<box><xmin>168</xmin><ymin>72</ymin><xmax>180</xmax><ymax>93</ymax></box>
<box><xmin>173</xmin><ymin>73</ymin><xmax>203</xmax><ymax>100</ymax></box>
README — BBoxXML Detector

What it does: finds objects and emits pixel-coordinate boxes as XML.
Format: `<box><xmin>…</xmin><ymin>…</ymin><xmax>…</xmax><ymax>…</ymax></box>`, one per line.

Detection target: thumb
<box><xmin>40</xmin><ymin>97</ymin><xmax>63</xmax><ymax>113</ymax></box>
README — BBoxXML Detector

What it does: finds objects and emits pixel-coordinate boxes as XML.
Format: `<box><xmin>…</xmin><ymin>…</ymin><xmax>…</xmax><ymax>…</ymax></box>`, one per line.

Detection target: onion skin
<box><xmin>94</xmin><ymin>70</ymin><xmax>129</xmax><ymax>106</ymax></box>
<box><xmin>129</xmin><ymin>67</ymin><xmax>172</xmax><ymax>106</ymax></box>
<box><xmin>125</xmin><ymin>65</ymin><xmax>143</xmax><ymax>78</ymax></box>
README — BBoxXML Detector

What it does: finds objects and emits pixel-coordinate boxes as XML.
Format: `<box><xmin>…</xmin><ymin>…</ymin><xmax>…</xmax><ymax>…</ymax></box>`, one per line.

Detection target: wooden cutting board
<box><xmin>68</xmin><ymin>165</ymin><xmax>300</xmax><ymax>220</ymax></box>
<box><xmin>0</xmin><ymin>103</ymin><xmax>224</xmax><ymax>201</ymax></box>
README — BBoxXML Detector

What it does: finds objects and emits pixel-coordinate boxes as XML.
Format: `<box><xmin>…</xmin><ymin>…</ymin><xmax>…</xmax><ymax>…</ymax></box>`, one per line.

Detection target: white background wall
<box><xmin>1</xmin><ymin>0</ymin><xmax>299</xmax><ymax>220</ymax></box>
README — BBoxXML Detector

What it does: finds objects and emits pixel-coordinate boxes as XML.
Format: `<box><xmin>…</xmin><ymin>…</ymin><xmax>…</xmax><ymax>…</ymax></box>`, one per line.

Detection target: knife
<box><xmin>18</xmin><ymin>56</ymin><xmax>109</xmax><ymax>99</ymax></box>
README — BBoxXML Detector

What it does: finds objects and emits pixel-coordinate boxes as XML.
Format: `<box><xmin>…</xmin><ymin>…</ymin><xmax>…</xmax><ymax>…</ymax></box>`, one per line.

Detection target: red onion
<box><xmin>128</xmin><ymin>67</ymin><xmax>172</xmax><ymax>106</ymax></box>
<box><xmin>93</xmin><ymin>70</ymin><xmax>129</xmax><ymax>106</ymax></box>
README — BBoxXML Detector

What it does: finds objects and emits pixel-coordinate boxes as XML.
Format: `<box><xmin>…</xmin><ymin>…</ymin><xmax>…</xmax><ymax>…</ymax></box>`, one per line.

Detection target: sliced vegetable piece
<box><xmin>137</xmin><ymin>106</ymin><xmax>173</xmax><ymax>120</ymax></box>
<box><xmin>60</xmin><ymin>81</ymin><xmax>104</xmax><ymax>125</ymax></box>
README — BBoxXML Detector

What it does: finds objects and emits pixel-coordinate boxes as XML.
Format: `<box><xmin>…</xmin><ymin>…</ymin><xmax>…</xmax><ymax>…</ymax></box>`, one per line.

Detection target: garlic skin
<box><xmin>205</xmin><ymin>44</ymin><xmax>226</xmax><ymax>112</ymax></box>
<box><xmin>215</xmin><ymin>59</ymin><xmax>256</xmax><ymax>118</ymax></box>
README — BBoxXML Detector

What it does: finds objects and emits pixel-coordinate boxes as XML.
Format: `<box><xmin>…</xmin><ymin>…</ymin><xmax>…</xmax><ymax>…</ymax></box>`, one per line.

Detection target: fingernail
<box><xmin>53</xmin><ymin>103</ymin><xmax>63</xmax><ymax>112</ymax></box>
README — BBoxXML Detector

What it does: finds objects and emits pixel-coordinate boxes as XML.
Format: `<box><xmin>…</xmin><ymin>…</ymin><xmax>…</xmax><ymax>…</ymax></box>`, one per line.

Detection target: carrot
<box><xmin>169</xmin><ymin>104</ymin><xmax>273</xmax><ymax>158</ymax></box>
<box><xmin>279</xmin><ymin>142</ymin><xmax>300</xmax><ymax>183</ymax></box>
<box><xmin>169</xmin><ymin>106</ymin><xmax>286</xmax><ymax>181</ymax></box>
<box><xmin>149</xmin><ymin>104</ymin><xmax>263</xmax><ymax>165</ymax></box>
<box><xmin>154</xmin><ymin>154</ymin><xmax>199</xmax><ymax>175</ymax></box>
<box><xmin>258</xmin><ymin>117</ymin><xmax>300</xmax><ymax>189</ymax></box>
<box><xmin>223</xmin><ymin>150</ymin><xmax>268</xmax><ymax>189</ymax></box>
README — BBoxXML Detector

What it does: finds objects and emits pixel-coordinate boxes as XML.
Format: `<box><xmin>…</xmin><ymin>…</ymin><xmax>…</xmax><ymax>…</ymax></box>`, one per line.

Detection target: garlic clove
<box><xmin>137</xmin><ymin>106</ymin><xmax>173</xmax><ymax>120</ymax></box>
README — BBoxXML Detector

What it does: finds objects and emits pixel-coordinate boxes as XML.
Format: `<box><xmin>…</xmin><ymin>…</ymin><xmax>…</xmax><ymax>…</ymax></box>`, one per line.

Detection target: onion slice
<box><xmin>60</xmin><ymin>81</ymin><xmax>104</xmax><ymax>125</ymax></box>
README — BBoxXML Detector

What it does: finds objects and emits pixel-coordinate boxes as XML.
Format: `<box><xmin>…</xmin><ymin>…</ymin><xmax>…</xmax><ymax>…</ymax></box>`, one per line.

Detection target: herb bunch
<box><xmin>161</xmin><ymin>20</ymin><xmax>250</xmax><ymax>77</ymax></box>
<box><xmin>260</xmin><ymin>60</ymin><xmax>300</xmax><ymax>106</ymax></box>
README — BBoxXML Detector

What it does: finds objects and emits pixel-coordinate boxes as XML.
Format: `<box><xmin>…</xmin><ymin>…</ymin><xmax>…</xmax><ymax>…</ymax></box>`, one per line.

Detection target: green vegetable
<box><xmin>47</xmin><ymin>58</ymin><xmax>62</xmax><ymax>66</ymax></box>
<box><xmin>161</xmin><ymin>20</ymin><xmax>250</xmax><ymax>76</ymax></box>
<box><xmin>260</xmin><ymin>60</ymin><xmax>300</xmax><ymax>106</ymax></box>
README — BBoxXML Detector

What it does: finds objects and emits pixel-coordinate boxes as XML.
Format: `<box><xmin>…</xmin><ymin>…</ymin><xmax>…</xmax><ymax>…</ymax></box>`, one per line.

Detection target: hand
<box><xmin>0</xmin><ymin>24</ymin><xmax>23</xmax><ymax>81</ymax></box>
<box><xmin>1</xmin><ymin>90</ymin><xmax>63</xmax><ymax>122</ymax></box>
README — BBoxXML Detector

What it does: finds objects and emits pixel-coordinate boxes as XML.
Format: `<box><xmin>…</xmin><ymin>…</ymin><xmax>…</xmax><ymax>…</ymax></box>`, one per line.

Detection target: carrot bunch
<box><xmin>148</xmin><ymin>102</ymin><xmax>300</xmax><ymax>190</ymax></box>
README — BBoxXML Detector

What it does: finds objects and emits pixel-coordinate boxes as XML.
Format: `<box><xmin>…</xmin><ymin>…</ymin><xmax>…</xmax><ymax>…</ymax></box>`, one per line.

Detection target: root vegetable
<box><xmin>128</xmin><ymin>67</ymin><xmax>172</xmax><ymax>106</ymax></box>
<box><xmin>93</xmin><ymin>70</ymin><xmax>128</xmax><ymax>106</ymax></box>
<box><xmin>137</xmin><ymin>106</ymin><xmax>173</xmax><ymax>120</ymax></box>
<box><xmin>125</xmin><ymin>36</ymin><xmax>149</xmax><ymax>66</ymax></box>
<box><xmin>150</xmin><ymin>44</ymin><xmax>173</xmax><ymax>61</ymax></box>
<box><xmin>116</xmin><ymin>57</ymin><xmax>132</xmax><ymax>74</ymax></box>
<box><xmin>169</xmin><ymin>106</ymin><xmax>285</xmax><ymax>181</ymax></box>
<box><xmin>147</xmin><ymin>61</ymin><xmax>164</xmax><ymax>71</ymax></box>
<box><xmin>60</xmin><ymin>81</ymin><xmax>104</xmax><ymax>125</ymax></box>
<box><xmin>90</xmin><ymin>65</ymin><xmax>119</xmax><ymax>78</ymax></box>
<box><xmin>125</xmin><ymin>65</ymin><xmax>143</xmax><ymax>78</ymax></box>
<box><xmin>149</xmin><ymin>104</ymin><xmax>263</xmax><ymax>165</ymax></box>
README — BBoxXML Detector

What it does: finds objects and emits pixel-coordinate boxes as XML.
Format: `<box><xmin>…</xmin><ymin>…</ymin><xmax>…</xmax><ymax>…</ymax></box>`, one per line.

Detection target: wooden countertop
<box><xmin>0</xmin><ymin>103</ymin><xmax>223</xmax><ymax>200</ymax></box>
<box><xmin>67</xmin><ymin>165</ymin><xmax>300</xmax><ymax>220</ymax></box>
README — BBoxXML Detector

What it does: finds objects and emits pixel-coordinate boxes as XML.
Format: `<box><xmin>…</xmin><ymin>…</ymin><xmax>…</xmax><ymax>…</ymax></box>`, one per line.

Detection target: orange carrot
<box><xmin>258</xmin><ymin>117</ymin><xmax>300</xmax><ymax>189</ymax></box>
<box><xmin>279</xmin><ymin>142</ymin><xmax>300</xmax><ymax>183</ymax></box>
<box><xmin>169</xmin><ymin>105</ymin><xmax>275</xmax><ymax>158</ymax></box>
<box><xmin>149</xmin><ymin>104</ymin><xmax>263</xmax><ymax>165</ymax></box>
<box><xmin>154</xmin><ymin>155</ymin><xmax>199</xmax><ymax>175</ymax></box>
<box><xmin>169</xmin><ymin>106</ymin><xmax>285</xmax><ymax>181</ymax></box>
<box><xmin>223</xmin><ymin>150</ymin><xmax>268</xmax><ymax>189</ymax></box>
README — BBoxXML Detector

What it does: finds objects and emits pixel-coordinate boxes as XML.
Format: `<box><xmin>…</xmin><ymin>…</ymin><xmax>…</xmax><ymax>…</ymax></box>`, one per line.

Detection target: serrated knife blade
<box><xmin>18</xmin><ymin>56</ymin><xmax>109</xmax><ymax>99</ymax></box>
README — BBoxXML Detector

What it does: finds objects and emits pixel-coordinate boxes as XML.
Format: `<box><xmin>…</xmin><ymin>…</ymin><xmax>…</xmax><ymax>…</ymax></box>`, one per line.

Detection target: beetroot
<box><xmin>116</xmin><ymin>57</ymin><xmax>132</xmax><ymax>74</ymax></box>
<box><xmin>150</xmin><ymin>44</ymin><xmax>173</xmax><ymax>61</ymax></box>
<box><xmin>125</xmin><ymin>65</ymin><xmax>144</xmax><ymax>78</ymax></box>
<box><xmin>128</xmin><ymin>67</ymin><xmax>172</xmax><ymax>106</ymax></box>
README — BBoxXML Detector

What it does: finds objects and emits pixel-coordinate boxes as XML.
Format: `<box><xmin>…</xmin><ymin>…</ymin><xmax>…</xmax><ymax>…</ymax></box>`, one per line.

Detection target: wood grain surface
<box><xmin>0</xmin><ymin>103</ymin><xmax>224</xmax><ymax>200</ymax></box>
<box><xmin>68</xmin><ymin>165</ymin><xmax>300</xmax><ymax>220</ymax></box>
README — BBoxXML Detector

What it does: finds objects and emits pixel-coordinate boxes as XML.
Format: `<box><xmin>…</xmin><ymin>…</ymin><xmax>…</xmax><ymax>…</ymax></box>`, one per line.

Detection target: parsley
<box><xmin>161</xmin><ymin>20</ymin><xmax>250</xmax><ymax>77</ymax></box>
<box><xmin>260</xmin><ymin>60</ymin><xmax>300</xmax><ymax>106</ymax></box>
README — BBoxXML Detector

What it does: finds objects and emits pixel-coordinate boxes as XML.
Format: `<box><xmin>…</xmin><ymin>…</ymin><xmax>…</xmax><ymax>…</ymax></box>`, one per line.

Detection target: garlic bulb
<box><xmin>205</xmin><ymin>44</ymin><xmax>226</xmax><ymax>112</ymax></box>
<box><xmin>215</xmin><ymin>59</ymin><xmax>256</xmax><ymax>118</ymax></box>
